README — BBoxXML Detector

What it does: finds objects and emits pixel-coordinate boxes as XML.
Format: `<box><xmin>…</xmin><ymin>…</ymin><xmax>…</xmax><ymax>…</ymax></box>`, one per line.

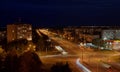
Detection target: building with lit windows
<box><xmin>102</xmin><ymin>30</ymin><xmax>120</xmax><ymax>40</ymax></box>
<box><xmin>102</xmin><ymin>30</ymin><xmax>115</xmax><ymax>40</ymax></box>
<box><xmin>102</xmin><ymin>30</ymin><xmax>120</xmax><ymax>50</ymax></box>
<box><xmin>7</xmin><ymin>24</ymin><xmax>32</xmax><ymax>42</ymax></box>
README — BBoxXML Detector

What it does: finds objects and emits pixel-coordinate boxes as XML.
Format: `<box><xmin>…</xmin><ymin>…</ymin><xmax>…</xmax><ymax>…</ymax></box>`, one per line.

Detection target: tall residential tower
<box><xmin>7</xmin><ymin>24</ymin><xmax>32</xmax><ymax>42</ymax></box>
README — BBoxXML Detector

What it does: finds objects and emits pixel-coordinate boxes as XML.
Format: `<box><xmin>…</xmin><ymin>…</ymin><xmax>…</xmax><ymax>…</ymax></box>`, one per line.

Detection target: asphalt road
<box><xmin>37</xmin><ymin>29</ymin><xmax>120</xmax><ymax>72</ymax></box>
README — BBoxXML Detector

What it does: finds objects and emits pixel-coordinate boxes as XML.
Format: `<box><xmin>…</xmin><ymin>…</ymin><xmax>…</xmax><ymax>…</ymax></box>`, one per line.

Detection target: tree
<box><xmin>6</xmin><ymin>39</ymin><xmax>28</xmax><ymax>53</ymax></box>
<box><xmin>35</xmin><ymin>36</ymin><xmax>45</xmax><ymax>51</ymax></box>
<box><xmin>51</xmin><ymin>62</ymin><xmax>72</xmax><ymax>72</ymax></box>
<box><xmin>18</xmin><ymin>51</ymin><xmax>42</xmax><ymax>72</ymax></box>
<box><xmin>92</xmin><ymin>38</ymin><xmax>106</xmax><ymax>49</ymax></box>
<box><xmin>0</xmin><ymin>48</ymin><xmax>6</xmax><ymax>72</ymax></box>
<box><xmin>4</xmin><ymin>49</ymin><xmax>19</xmax><ymax>72</ymax></box>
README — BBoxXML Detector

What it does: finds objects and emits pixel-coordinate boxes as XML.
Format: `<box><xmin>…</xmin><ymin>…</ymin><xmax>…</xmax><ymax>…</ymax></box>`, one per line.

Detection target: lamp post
<box><xmin>80</xmin><ymin>43</ymin><xmax>84</xmax><ymax>63</ymax></box>
<box><xmin>82</xmin><ymin>48</ymin><xmax>84</xmax><ymax>62</ymax></box>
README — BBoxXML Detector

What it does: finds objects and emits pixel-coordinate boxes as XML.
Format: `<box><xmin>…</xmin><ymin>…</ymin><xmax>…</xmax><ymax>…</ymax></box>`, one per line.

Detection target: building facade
<box><xmin>7</xmin><ymin>24</ymin><xmax>32</xmax><ymax>42</ymax></box>
<box><xmin>0</xmin><ymin>30</ymin><xmax>6</xmax><ymax>42</ymax></box>
<box><xmin>102</xmin><ymin>30</ymin><xmax>120</xmax><ymax>40</ymax></box>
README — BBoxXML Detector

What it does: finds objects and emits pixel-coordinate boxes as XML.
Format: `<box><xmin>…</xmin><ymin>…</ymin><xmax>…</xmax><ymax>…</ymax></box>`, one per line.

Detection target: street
<box><xmin>37</xmin><ymin>29</ymin><xmax>120</xmax><ymax>72</ymax></box>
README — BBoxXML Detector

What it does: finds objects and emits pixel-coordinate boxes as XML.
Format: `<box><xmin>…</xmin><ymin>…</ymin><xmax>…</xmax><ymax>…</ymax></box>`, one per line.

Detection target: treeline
<box><xmin>6</xmin><ymin>39</ymin><xmax>28</xmax><ymax>52</ymax></box>
<box><xmin>0</xmin><ymin>29</ymin><xmax>73</xmax><ymax>72</ymax></box>
<box><xmin>32</xmin><ymin>29</ymin><xmax>53</xmax><ymax>51</ymax></box>
<box><xmin>0</xmin><ymin>50</ymin><xmax>72</xmax><ymax>72</ymax></box>
<box><xmin>0</xmin><ymin>51</ymin><xmax>43</xmax><ymax>72</ymax></box>
<box><xmin>51</xmin><ymin>62</ymin><xmax>72</xmax><ymax>72</ymax></box>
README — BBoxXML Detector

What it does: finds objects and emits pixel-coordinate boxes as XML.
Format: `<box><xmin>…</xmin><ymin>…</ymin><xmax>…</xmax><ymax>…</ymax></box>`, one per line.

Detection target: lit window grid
<box><xmin>102</xmin><ymin>30</ymin><xmax>120</xmax><ymax>40</ymax></box>
<box><xmin>102</xmin><ymin>30</ymin><xmax>115</xmax><ymax>40</ymax></box>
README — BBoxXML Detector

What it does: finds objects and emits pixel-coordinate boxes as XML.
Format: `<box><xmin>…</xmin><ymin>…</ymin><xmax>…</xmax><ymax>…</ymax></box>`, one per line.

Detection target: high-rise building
<box><xmin>7</xmin><ymin>24</ymin><xmax>32</xmax><ymax>42</ymax></box>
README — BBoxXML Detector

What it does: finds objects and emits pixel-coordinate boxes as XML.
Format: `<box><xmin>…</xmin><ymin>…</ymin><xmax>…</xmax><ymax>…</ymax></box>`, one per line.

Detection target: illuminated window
<box><xmin>2</xmin><ymin>34</ymin><xmax>4</xmax><ymax>36</ymax></box>
<box><xmin>12</xmin><ymin>30</ymin><xmax>14</xmax><ymax>32</ymax></box>
<box><xmin>29</xmin><ymin>27</ymin><xmax>32</xmax><ymax>30</ymax></box>
<box><xmin>18</xmin><ymin>27</ymin><xmax>20</xmax><ymax>30</ymax></box>
<box><xmin>19</xmin><ymin>36</ymin><xmax>23</xmax><ymax>38</ymax></box>
<box><xmin>27</xmin><ymin>35</ymin><xmax>32</xmax><ymax>41</ymax></box>
<box><xmin>22</xmin><ymin>34</ymin><xmax>25</xmax><ymax>37</ymax></box>
<box><xmin>12</xmin><ymin>38</ymin><xmax>14</xmax><ymax>40</ymax></box>
<box><xmin>22</xmin><ymin>30</ymin><xmax>27</xmax><ymax>32</ymax></box>
<box><xmin>17</xmin><ymin>32</ymin><xmax>20</xmax><ymax>34</ymax></box>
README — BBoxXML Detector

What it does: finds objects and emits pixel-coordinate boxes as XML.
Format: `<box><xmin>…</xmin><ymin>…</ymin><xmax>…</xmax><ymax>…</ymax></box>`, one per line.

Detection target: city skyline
<box><xmin>0</xmin><ymin>23</ymin><xmax>120</xmax><ymax>72</ymax></box>
<box><xmin>1</xmin><ymin>1</ymin><xmax>120</xmax><ymax>72</ymax></box>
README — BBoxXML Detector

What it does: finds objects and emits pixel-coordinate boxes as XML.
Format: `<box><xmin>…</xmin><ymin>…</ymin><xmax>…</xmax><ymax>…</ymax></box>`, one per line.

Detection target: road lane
<box><xmin>37</xmin><ymin>29</ymin><xmax>120</xmax><ymax>72</ymax></box>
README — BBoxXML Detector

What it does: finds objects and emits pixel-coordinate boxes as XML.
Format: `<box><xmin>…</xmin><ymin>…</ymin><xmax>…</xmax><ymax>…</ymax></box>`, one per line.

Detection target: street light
<box><xmin>81</xmin><ymin>46</ymin><xmax>84</xmax><ymax>63</ymax></box>
<box><xmin>46</xmin><ymin>39</ymin><xmax>51</xmax><ymax>54</ymax></box>
<box><xmin>79</xmin><ymin>43</ymin><xmax>84</xmax><ymax>62</ymax></box>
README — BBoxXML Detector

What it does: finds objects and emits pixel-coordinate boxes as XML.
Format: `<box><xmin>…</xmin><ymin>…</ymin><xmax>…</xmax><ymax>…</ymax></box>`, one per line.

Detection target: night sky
<box><xmin>1</xmin><ymin>0</ymin><xmax>120</xmax><ymax>27</ymax></box>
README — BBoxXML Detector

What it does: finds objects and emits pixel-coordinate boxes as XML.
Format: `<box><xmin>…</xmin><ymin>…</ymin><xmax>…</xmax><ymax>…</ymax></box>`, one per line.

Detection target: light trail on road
<box><xmin>40</xmin><ymin>54</ymin><xmax>78</xmax><ymax>58</ymax></box>
<box><xmin>37</xmin><ymin>29</ymin><xmax>120</xmax><ymax>72</ymax></box>
<box><xmin>76</xmin><ymin>58</ymin><xmax>91</xmax><ymax>72</ymax></box>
